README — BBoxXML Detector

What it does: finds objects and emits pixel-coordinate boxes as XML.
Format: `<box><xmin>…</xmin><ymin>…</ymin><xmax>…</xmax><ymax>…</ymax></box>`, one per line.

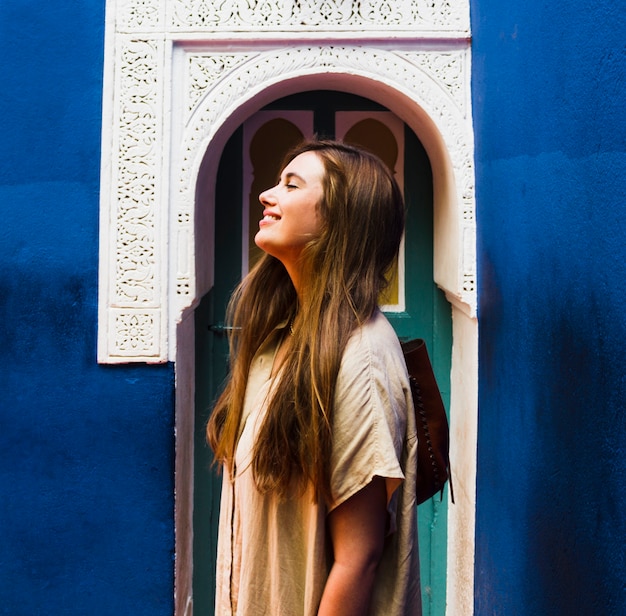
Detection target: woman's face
<box><xmin>255</xmin><ymin>151</ymin><xmax>325</xmax><ymax>271</ymax></box>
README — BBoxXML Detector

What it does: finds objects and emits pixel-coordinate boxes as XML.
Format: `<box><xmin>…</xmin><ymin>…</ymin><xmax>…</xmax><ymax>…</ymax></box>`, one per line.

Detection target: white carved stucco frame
<box><xmin>98</xmin><ymin>2</ymin><xmax>477</xmax><ymax>615</ymax></box>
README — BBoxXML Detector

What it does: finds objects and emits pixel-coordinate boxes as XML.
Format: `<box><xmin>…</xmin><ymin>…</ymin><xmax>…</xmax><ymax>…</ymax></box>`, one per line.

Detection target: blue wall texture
<box><xmin>0</xmin><ymin>2</ymin><xmax>175</xmax><ymax>614</ymax></box>
<box><xmin>472</xmin><ymin>1</ymin><xmax>626</xmax><ymax>615</ymax></box>
<box><xmin>2</xmin><ymin>0</ymin><xmax>625</xmax><ymax>615</ymax></box>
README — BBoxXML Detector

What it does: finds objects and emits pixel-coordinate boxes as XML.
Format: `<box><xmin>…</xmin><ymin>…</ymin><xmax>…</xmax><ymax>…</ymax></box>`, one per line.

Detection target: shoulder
<box><xmin>336</xmin><ymin>310</ymin><xmax>410</xmax><ymax>420</ymax></box>
<box><xmin>341</xmin><ymin>310</ymin><xmax>407</xmax><ymax>378</ymax></box>
<box><xmin>329</xmin><ymin>311</ymin><xmax>411</xmax><ymax>510</ymax></box>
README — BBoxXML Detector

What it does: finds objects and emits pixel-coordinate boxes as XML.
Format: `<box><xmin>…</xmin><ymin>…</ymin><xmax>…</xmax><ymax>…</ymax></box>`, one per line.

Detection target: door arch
<box><xmin>97</xmin><ymin>6</ymin><xmax>476</xmax><ymax>614</ymax></box>
<box><xmin>176</xmin><ymin>48</ymin><xmax>475</xmax><ymax>318</ymax></box>
<box><xmin>172</xmin><ymin>53</ymin><xmax>476</xmax><ymax>616</ymax></box>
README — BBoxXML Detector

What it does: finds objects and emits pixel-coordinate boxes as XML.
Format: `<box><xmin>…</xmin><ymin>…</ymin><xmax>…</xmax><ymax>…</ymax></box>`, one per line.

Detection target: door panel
<box><xmin>193</xmin><ymin>129</ymin><xmax>243</xmax><ymax>614</ymax></box>
<box><xmin>336</xmin><ymin>111</ymin><xmax>405</xmax><ymax>310</ymax></box>
<box><xmin>194</xmin><ymin>92</ymin><xmax>452</xmax><ymax>616</ymax></box>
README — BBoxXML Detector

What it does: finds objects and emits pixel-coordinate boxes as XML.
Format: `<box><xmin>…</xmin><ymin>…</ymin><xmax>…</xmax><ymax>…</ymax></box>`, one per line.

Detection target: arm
<box><xmin>318</xmin><ymin>476</ymin><xmax>388</xmax><ymax>616</ymax></box>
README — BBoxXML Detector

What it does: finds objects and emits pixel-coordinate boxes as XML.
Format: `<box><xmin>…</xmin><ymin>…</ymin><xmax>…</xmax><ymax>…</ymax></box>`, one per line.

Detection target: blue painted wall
<box><xmin>472</xmin><ymin>1</ymin><xmax>626</xmax><ymax>614</ymax></box>
<box><xmin>2</xmin><ymin>0</ymin><xmax>625</xmax><ymax>614</ymax></box>
<box><xmin>0</xmin><ymin>2</ymin><xmax>175</xmax><ymax>614</ymax></box>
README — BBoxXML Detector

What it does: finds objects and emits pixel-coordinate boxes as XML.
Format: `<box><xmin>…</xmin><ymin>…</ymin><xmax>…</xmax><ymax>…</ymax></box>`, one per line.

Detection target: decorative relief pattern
<box><xmin>112</xmin><ymin>310</ymin><xmax>159</xmax><ymax>356</ymax></box>
<box><xmin>168</xmin><ymin>0</ymin><xmax>468</xmax><ymax>32</ymax></box>
<box><xmin>175</xmin><ymin>45</ymin><xmax>476</xmax><ymax>311</ymax></box>
<box><xmin>118</xmin><ymin>0</ymin><xmax>162</xmax><ymax>32</ymax></box>
<box><xmin>403</xmin><ymin>51</ymin><xmax>468</xmax><ymax>113</ymax></box>
<box><xmin>100</xmin><ymin>37</ymin><xmax>164</xmax><ymax>360</ymax></box>
<box><xmin>115</xmin><ymin>0</ymin><xmax>467</xmax><ymax>34</ymax></box>
<box><xmin>100</xmin><ymin>1</ymin><xmax>473</xmax><ymax>362</ymax></box>
<box><xmin>180</xmin><ymin>46</ymin><xmax>473</xmax><ymax>218</ymax></box>
<box><xmin>114</xmin><ymin>39</ymin><xmax>161</xmax><ymax>305</ymax></box>
<box><xmin>414</xmin><ymin>0</ymin><xmax>462</xmax><ymax>28</ymax></box>
<box><xmin>186</xmin><ymin>54</ymin><xmax>250</xmax><ymax>121</ymax></box>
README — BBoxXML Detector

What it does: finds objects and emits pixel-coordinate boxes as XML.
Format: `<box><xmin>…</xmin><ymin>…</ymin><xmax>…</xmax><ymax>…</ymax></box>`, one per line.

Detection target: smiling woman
<box><xmin>255</xmin><ymin>151</ymin><xmax>325</xmax><ymax>291</ymax></box>
<box><xmin>207</xmin><ymin>140</ymin><xmax>422</xmax><ymax>616</ymax></box>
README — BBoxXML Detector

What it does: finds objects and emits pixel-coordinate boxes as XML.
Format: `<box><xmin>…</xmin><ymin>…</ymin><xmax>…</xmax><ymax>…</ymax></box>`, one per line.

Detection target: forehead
<box><xmin>282</xmin><ymin>151</ymin><xmax>325</xmax><ymax>182</ymax></box>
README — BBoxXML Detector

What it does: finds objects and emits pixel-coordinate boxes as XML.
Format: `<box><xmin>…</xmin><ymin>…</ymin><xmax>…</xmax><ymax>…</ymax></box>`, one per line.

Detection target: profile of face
<box><xmin>255</xmin><ymin>151</ymin><xmax>325</xmax><ymax>271</ymax></box>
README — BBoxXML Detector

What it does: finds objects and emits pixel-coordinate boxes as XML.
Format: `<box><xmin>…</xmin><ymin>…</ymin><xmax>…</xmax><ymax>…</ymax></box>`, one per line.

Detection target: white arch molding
<box><xmin>97</xmin><ymin>3</ymin><xmax>477</xmax><ymax>614</ymax></box>
<box><xmin>178</xmin><ymin>47</ymin><xmax>476</xmax><ymax>321</ymax></box>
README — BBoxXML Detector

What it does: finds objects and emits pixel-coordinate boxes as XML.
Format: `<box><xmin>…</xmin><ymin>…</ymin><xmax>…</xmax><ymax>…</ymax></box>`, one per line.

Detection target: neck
<box><xmin>282</xmin><ymin>261</ymin><xmax>304</xmax><ymax>301</ymax></box>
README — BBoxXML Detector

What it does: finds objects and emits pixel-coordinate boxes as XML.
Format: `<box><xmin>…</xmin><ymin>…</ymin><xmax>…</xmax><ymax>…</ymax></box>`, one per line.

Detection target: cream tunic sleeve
<box><xmin>328</xmin><ymin>311</ymin><xmax>412</xmax><ymax>530</ymax></box>
<box><xmin>328</xmin><ymin>311</ymin><xmax>422</xmax><ymax>615</ymax></box>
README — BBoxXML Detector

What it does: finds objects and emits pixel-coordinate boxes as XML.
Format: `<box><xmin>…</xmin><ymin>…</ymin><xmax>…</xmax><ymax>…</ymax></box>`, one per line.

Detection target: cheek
<box><xmin>310</xmin><ymin>203</ymin><xmax>324</xmax><ymax>234</ymax></box>
<box><xmin>306</xmin><ymin>211</ymin><xmax>322</xmax><ymax>238</ymax></box>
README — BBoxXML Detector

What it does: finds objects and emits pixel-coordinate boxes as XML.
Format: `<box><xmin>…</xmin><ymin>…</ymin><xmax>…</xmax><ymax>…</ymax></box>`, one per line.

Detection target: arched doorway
<box><xmin>96</xmin><ymin>1</ymin><xmax>478</xmax><ymax>612</ymax></box>
<box><xmin>96</xmin><ymin>27</ymin><xmax>477</xmax><ymax>612</ymax></box>
<box><xmin>192</xmin><ymin>91</ymin><xmax>453</xmax><ymax>615</ymax></box>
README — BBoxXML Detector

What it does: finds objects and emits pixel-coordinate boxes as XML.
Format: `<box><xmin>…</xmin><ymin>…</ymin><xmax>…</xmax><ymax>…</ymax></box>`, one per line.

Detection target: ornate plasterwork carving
<box><xmin>185</xmin><ymin>54</ymin><xmax>251</xmax><ymax>122</ymax></box>
<box><xmin>169</xmin><ymin>0</ymin><xmax>467</xmax><ymax>32</ymax></box>
<box><xmin>114</xmin><ymin>39</ymin><xmax>160</xmax><ymax>306</ymax></box>
<box><xmin>119</xmin><ymin>0</ymin><xmax>162</xmax><ymax>31</ymax></box>
<box><xmin>99</xmin><ymin>36</ymin><xmax>165</xmax><ymax>361</ymax></box>
<box><xmin>111</xmin><ymin>309</ymin><xmax>160</xmax><ymax>355</ymax></box>
<box><xmin>403</xmin><ymin>51</ymin><xmax>468</xmax><ymax>114</ymax></box>
<box><xmin>114</xmin><ymin>0</ymin><xmax>468</xmax><ymax>34</ymax></box>
<box><xmin>173</xmin><ymin>46</ymin><xmax>475</xmax><ymax>324</ymax></box>
<box><xmin>99</xmin><ymin>0</ymin><xmax>474</xmax><ymax>364</ymax></box>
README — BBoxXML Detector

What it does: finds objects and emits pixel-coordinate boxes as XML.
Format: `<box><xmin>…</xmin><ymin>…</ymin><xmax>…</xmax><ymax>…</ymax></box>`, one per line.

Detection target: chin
<box><xmin>254</xmin><ymin>238</ymin><xmax>274</xmax><ymax>259</ymax></box>
<box><xmin>254</xmin><ymin>235</ymin><xmax>267</xmax><ymax>252</ymax></box>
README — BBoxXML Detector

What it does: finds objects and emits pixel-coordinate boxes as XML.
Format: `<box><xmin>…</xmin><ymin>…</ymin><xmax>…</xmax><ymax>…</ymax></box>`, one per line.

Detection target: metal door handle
<box><xmin>208</xmin><ymin>323</ymin><xmax>240</xmax><ymax>334</ymax></box>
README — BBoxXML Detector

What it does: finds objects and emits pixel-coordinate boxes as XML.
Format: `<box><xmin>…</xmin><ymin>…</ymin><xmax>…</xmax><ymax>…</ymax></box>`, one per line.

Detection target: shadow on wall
<box><xmin>526</xmin><ymin>289</ymin><xmax>626</xmax><ymax>615</ymax></box>
<box><xmin>475</xmin><ymin>253</ymin><xmax>626</xmax><ymax>615</ymax></box>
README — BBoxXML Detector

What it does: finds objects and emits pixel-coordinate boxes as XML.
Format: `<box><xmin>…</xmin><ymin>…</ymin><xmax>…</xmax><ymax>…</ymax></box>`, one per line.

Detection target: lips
<box><xmin>261</xmin><ymin>209</ymin><xmax>280</xmax><ymax>222</ymax></box>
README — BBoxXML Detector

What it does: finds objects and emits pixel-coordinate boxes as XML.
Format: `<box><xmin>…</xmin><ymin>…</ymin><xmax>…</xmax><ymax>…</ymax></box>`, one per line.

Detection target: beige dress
<box><xmin>215</xmin><ymin>310</ymin><xmax>422</xmax><ymax>615</ymax></box>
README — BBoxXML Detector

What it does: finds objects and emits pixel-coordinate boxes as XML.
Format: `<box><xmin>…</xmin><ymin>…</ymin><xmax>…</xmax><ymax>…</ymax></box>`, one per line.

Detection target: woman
<box><xmin>207</xmin><ymin>140</ymin><xmax>421</xmax><ymax>615</ymax></box>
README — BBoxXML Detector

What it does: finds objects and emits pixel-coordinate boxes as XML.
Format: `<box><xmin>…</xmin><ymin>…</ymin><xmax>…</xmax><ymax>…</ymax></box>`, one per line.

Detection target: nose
<box><xmin>259</xmin><ymin>186</ymin><xmax>276</xmax><ymax>206</ymax></box>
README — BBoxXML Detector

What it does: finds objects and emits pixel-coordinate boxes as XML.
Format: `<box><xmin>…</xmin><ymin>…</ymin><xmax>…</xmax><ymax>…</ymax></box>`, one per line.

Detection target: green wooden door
<box><xmin>193</xmin><ymin>92</ymin><xmax>452</xmax><ymax>616</ymax></box>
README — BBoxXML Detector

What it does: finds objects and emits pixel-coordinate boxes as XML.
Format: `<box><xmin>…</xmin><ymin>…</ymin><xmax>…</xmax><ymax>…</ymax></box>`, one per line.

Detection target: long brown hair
<box><xmin>206</xmin><ymin>140</ymin><xmax>405</xmax><ymax>502</ymax></box>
